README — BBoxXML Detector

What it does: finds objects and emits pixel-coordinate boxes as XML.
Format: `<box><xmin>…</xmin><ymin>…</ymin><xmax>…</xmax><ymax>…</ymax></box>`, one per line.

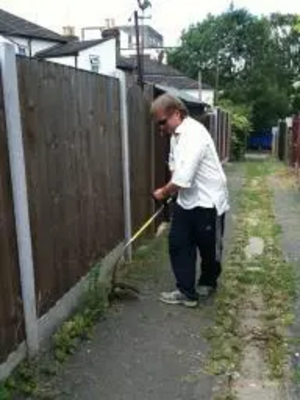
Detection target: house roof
<box><xmin>138</xmin><ymin>57</ymin><xmax>184</xmax><ymax>77</ymax></box>
<box><xmin>145</xmin><ymin>75</ymin><xmax>211</xmax><ymax>90</ymax></box>
<box><xmin>119</xmin><ymin>57</ymin><xmax>212</xmax><ymax>90</ymax></box>
<box><xmin>36</xmin><ymin>38</ymin><xmax>113</xmax><ymax>58</ymax></box>
<box><xmin>154</xmin><ymin>84</ymin><xmax>208</xmax><ymax>107</ymax></box>
<box><xmin>117</xmin><ymin>56</ymin><xmax>137</xmax><ymax>71</ymax></box>
<box><xmin>0</xmin><ymin>8</ymin><xmax>66</xmax><ymax>42</ymax></box>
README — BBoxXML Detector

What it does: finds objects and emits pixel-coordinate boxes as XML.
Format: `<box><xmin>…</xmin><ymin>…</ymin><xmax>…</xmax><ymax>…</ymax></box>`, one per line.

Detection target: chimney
<box><xmin>62</xmin><ymin>26</ymin><xmax>78</xmax><ymax>41</ymax></box>
<box><xmin>63</xmin><ymin>26</ymin><xmax>75</xmax><ymax>37</ymax></box>
<box><xmin>104</xmin><ymin>18</ymin><xmax>116</xmax><ymax>29</ymax></box>
<box><xmin>102</xmin><ymin>28</ymin><xmax>120</xmax><ymax>42</ymax></box>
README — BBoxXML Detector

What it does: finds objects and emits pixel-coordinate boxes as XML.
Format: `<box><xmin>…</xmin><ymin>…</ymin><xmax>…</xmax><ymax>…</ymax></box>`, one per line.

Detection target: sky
<box><xmin>0</xmin><ymin>0</ymin><xmax>300</xmax><ymax>46</ymax></box>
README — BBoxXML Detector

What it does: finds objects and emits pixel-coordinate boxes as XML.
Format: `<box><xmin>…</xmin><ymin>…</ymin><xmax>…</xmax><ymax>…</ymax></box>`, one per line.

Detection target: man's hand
<box><xmin>153</xmin><ymin>181</ymin><xmax>180</xmax><ymax>202</ymax></box>
<box><xmin>153</xmin><ymin>187</ymin><xmax>167</xmax><ymax>202</ymax></box>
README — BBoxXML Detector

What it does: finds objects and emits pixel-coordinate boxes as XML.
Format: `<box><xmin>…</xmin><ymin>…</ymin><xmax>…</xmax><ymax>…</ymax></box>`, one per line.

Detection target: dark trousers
<box><xmin>168</xmin><ymin>204</ymin><xmax>225</xmax><ymax>300</ymax></box>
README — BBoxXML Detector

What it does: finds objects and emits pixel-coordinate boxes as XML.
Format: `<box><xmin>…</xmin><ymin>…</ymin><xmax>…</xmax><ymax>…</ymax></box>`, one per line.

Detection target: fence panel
<box><xmin>278</xmin><ymin>120</ymin><xmax>287</xmax><ymax>161</ymax></box>
<box><xmin>127</xmin><ymin>84</ymin><xmax>155</xmax><ymax>234</ymax></box>
<box><xmin>17</xmin><ymin>58</ymin><xmax>124</xmax><ymax>317</ymax></box>
<box><xmin>200</xmin><ymin>109</ymin><xmax>231</xmax><ymax>162</ymax></box>
<box><xmin>225</xmin><ymin>113</ymin><xmax>231</xmax><ymax>161</ymax></box>
<box><xmin>292</xmin><ymin>116</ymin><xmax>300</xmax><ymax>167</ymax></box>
<box><xmin>0</xmin><ymin>74</ymin><xmax>24</xmax><ymax>362</ymax></box>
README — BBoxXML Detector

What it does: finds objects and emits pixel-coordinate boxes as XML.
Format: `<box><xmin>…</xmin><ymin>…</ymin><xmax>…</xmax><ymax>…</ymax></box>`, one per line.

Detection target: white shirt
<box><xmin>169</xmin><ymin>117</ymin><xmax>229</xmax><ymax>216</ymax></box>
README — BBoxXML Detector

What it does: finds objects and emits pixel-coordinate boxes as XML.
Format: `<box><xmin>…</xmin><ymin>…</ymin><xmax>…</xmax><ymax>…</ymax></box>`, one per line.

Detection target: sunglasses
<box><xmin>157</xmin><ymin>118</ymin><xmax>168</xmax><ymax>126</ymax></box>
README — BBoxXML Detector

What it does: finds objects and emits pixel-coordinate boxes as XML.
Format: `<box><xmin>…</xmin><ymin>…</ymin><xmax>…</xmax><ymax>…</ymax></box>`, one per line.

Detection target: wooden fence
<box><xmin>17</xmin><ymin>58</ymin><xmax>125</xmax><ymax>318</ymax></box>
<box><xmin>202</xmin><ymin>107</ymin><xmax>231</xmax><ymax>162</ymax></box>
<box><xmin>292</xmin><ymin>116</ymin><xmax>300</xmax><ymax>172</ymax></box>
<box><xmin>274</xmin><ymin>116</ymin><xmax>300</xmax><ymax>174</ymax></box>
<box><xmin>127</xmin><ymin>84</ymin><xmax>154</xmax><ymax>234</ymax></box>
<box><xmin>0</xmin><ymin>51</ymin><xmax>231</xmax><ymax>375</ymax></box>
<box><xmin>0</xmin><ymin>56</ymin><xmax>169</xmax><ymax>366</ymax></box>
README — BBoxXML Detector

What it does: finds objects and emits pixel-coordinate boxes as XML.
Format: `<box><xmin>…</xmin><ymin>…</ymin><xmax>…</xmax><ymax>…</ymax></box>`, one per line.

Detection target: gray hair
<box><xmin>151</xmin><ymin>94</ymin><xmax>189</xmax><ymax>118</ymax></box>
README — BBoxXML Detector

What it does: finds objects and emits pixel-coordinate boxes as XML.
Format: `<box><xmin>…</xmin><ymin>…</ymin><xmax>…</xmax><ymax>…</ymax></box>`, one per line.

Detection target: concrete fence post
<box><xmin>0</xmin><ymin>42</ymin><xmax>39</xmax><ymax>356</ymax></box>
<box><xmin>114</xmin><ymin>69</ymin><xmax>132</xmax><ymax>260</ymax></box>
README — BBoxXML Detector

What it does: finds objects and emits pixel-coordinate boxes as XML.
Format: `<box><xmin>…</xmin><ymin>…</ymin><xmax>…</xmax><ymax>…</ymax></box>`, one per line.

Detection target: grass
<box><xmin>116</xmin><ymin>234</ymin><xmax>169</xmax><ymax>288</ymax></box>
<box><xmin>203</xmin><ymin>184</ymin><xmax>248</xmax><ymax>386</ymax></box>
<box><xmin>0</xmin><ymin>385</ymin><xmax>10</xmax><ymax>400</ymax></box>
<box><xmin>244</xmin><ymin>161</ymin><xmax>297</xmax><ymax>379</ymax></box>
<box><xmin>205</xmin><ymin>159</ymin><xmax>297</xmax><ymax>398</ymax></box>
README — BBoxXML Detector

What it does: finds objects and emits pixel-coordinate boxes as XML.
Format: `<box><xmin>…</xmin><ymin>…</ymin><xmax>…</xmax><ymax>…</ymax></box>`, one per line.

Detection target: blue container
<box><xmin>248</xmin><ymin>130</ymin><xmax>272</xmax><ymax>150</ymax></box>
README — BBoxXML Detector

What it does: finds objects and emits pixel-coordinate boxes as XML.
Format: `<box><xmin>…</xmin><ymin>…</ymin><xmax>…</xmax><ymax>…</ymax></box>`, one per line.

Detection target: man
<box><xmin>151</xmin><ymin>94</ymin><xmax>229</xmax><ymax>308</ymax></box>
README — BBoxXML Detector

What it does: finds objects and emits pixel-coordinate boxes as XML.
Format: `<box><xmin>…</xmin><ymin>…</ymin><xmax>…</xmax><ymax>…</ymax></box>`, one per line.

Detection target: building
<box><xmin>82</xmin><ymin>21</ymin><xmax>169</xmax><ymax>63</ymax></box>
<box><xmin>0</xmin><ymin>9</ymin><xmax>121</xmax><ymax>76</ymax></box>
<box><xmin>0</xmin><ymin>8</ymin><xmax>213</xmax><ymax>102</ymax></box>
<box><xmin>0</xmin><ymin>8</ymin><xmax>67</xmax><ymax>56</ymax></box>
<box><xmin>36</xmin><ymin>36</ymin><xmax>118</xmax><ymax>76</ymax></box>
<box><xmin>118</xmin><ymin>56</ymin><xmax>215</xmax><ymax>106</ymax></box>
<box><xmin>120</xmin><ymin>24</ymin><xmax>163</xmax><ymax>49</ymax></box>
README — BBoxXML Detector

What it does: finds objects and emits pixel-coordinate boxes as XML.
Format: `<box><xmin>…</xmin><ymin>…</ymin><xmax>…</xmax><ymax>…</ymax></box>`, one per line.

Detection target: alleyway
<box><xmin>29</xmin><ymin>159</ymin><xmax>300</xmax><ymax>399</ymax></box>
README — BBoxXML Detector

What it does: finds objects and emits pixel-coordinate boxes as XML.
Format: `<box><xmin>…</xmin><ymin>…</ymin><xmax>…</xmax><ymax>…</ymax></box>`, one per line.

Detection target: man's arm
<box><xmin>153</xmin><ymin>180</ymin><xmax>180</xmax><ymax>202</ymax></box>
<box><xmin>153</xmin><ymin>130</ymin><xmax>207</xmax><ymax>201</ymax></box>
<box><xmin>171</xmin><ymin>133</ymin><xmax>207</xmax><ymax>189</ymax></box>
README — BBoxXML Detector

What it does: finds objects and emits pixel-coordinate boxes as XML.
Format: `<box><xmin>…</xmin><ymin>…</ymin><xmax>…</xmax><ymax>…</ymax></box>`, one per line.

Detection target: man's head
<box><xmin>151</xmin><ymin>94</ymin><xmax>189</xmax><ymax>136</ymax></box>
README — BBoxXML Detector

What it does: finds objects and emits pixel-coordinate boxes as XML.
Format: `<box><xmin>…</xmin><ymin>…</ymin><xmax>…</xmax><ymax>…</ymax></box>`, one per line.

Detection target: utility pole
<box><xmin>198</xmin><ymin>70</ymin><xmax>202</xmax><ymax>102</ymax></box>
<box><xmin>215</xmin><ymin>54</ymin><xmax>220</xmax><ymax>105</ymax></box>
<box><xmin>135</xmin><ymin>0</ymin><xmax>152</xmax><ymax>91</ymax></box>
<box><xmin>134</xmin><ymin>10</ymin><xmax>144</xmax><ymax>90</ymax></box>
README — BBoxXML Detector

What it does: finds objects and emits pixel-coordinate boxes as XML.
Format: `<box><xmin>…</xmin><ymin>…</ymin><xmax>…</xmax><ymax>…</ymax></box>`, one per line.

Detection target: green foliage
<box><xmin>53</xmin><ymin>270</ymin><xmax>107</xmax><ymax>363</ymax></box>
<box><xmin>5</xmin><ymin>362</ymin><xmax>37</xmax><ymax>397</ymax></box>
<box><xmin>220</xmin><ymin>100</ymin><xmax>251</xmax><ymax>160</ymax></box>
<box><xmin>206</xmin><ymin>161</ymin><xmax>296</xmax><ymax>398</ymax></box>
<box><xmin>168</xmin><ymin>7</ymin><xmax>300</xmax><ymax>131</ymax></box>
<box><xmin>0</xmin><ymin>385</ymin><xmax>10</xmax><ymax>400</ymax></box>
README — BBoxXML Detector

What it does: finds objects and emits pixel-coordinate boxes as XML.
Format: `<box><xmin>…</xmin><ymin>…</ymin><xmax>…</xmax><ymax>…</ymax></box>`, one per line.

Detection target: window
<box><xmin>89</xmin><ymin>55</ymin><xmax>100</xmax><ymax>73</ymax></box>
<box><xmin>18</xmin><ymin>45</ymin><xmax>27</xmax><ymax>56</ymax></box>
<box><xmin>91</xmin><ymin>64</ymin><xmax>99</xmax><ymax>73</ymax></box>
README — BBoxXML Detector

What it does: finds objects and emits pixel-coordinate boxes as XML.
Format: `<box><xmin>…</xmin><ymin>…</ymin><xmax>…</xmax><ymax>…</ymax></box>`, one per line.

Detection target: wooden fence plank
<box><xmin>17</xmin><ymin>58</ymin><xmax>124</xmax><ymax>317</ymax></box>
<box><xmin>127</xmin><ymin>84</ymin><xmax>154</xmax><ymax>234</ymax></box>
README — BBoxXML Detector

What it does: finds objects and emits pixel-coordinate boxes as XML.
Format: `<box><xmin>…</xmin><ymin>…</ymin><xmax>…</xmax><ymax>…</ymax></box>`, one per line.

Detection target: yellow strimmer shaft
<box><xmin>109</xmin><ymin>197</ymin><xmax>172</xmax><ymax>299</ymax></box>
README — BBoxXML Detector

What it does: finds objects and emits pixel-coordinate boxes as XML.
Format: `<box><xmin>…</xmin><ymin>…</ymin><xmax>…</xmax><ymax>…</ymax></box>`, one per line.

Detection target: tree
<box><xmin>168</xmin><ymin>7</ymin><xmax>300</xmax><ymax>130</ymax></box>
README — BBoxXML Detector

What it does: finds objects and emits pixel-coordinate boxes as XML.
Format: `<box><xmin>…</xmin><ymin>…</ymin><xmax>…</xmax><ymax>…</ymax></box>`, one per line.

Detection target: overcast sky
<box><xmin>0</xmin><ymin>0</ymin><xmax>299</xmax><ymax>46</ymax></box>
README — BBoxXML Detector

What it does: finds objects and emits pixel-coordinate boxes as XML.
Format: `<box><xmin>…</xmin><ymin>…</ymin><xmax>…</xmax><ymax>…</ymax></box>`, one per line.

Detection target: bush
<box><xmin>220</xmin><ymin>100</ymin><xmax>252</xmax><ymax>161</ymax></box>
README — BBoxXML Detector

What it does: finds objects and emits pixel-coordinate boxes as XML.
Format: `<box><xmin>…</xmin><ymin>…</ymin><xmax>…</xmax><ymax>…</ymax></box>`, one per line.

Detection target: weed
<box><xmin>53</xmin><ymin>284</ymin><xmax>107</xmax><ymax>363</ymax></box>
<box><xmin>0</xmin><ymin>385</ymin><xmax>10</xmax><ymax>400</ymax></box>
<box><xmin>207</xmin><ymin>160</ymin><xmax>297</xmax><ymax>398</ymax></box>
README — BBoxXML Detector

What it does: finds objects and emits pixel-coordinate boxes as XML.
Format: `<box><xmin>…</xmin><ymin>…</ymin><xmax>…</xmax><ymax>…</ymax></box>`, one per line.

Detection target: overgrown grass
<box><xmin>205</xmin><ymin>159</ymin><xmax>297</xmax><ymax>398</ymax></box>
<box><xmin>53</xmin><ymin>282</ymin><xmax>108</xmax><ymax>363</ymax></box>
<box><xmin>203</xmin><ymin>181</ymin><xmax>248</xmax><ymax>395</ymax></box>
<box><xmin>0</xmin><ymin>385</ymin><xmax>10</xmax><ymax>400</ymax></box>
<box><xmin>244</xmin><ymin>161</ymin><xmax>297</xmax><ymax>379</ymax></box>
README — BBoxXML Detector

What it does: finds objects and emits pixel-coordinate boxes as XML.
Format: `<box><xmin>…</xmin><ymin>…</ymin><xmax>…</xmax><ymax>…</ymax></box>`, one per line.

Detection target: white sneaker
<box><xmin>159</xmin><ymin>290</ymin><xmax>198</xmax><ymax>308</ymax></box>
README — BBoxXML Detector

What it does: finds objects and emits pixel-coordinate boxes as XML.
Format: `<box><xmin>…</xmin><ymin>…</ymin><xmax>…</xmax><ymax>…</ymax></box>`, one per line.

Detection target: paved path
<box><xmin>45</xmin><ymin>163</ymin><xmax>244</xmax><ymax>400</ymax></box>
<box><xmin>270</xmin><ymin>174</ymin><xmax>300</xmax><ymax>399</ymax></box>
